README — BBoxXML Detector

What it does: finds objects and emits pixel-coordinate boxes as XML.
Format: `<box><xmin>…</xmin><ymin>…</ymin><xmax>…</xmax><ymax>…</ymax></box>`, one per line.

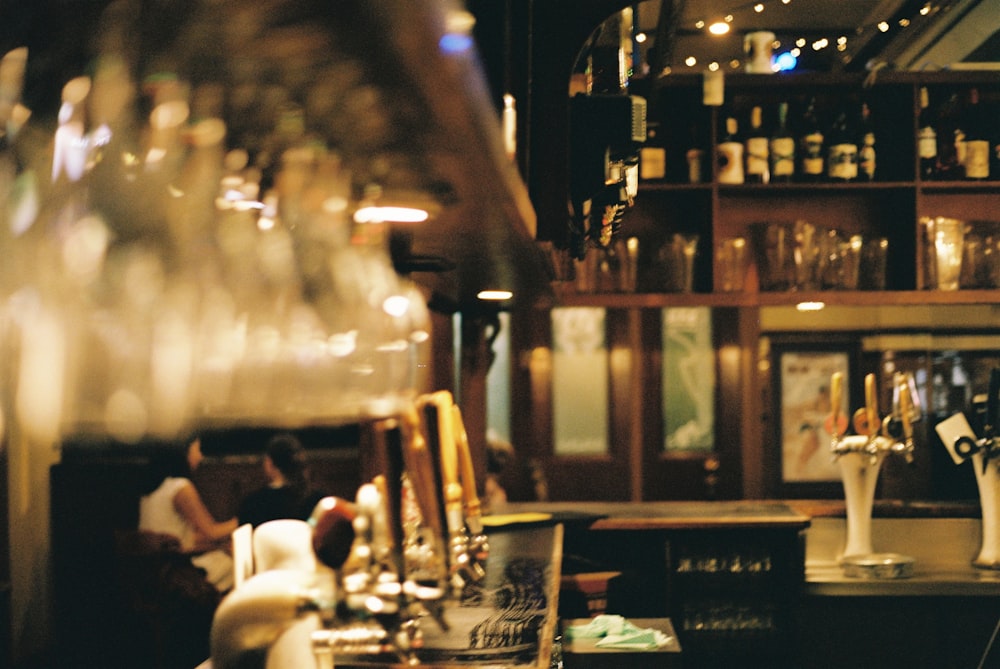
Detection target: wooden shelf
<box><xmin>550</xmin><ymin>287</ymin><xmax>1000</xmax><ymax>309</ymax></box>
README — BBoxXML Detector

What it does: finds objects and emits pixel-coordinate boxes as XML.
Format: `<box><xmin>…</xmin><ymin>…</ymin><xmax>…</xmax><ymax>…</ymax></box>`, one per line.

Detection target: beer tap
<box><xmin>830</xmin><ymin>371</ymin><xmax>920</xmax><ymax>561</ymax></box>
<box><xmin>453</xmin><ymin>404</ymin><xmax>489</xmax><ymax>575</ymax></box>
<box><xmin>419</xmin><ymin>392</ymin><xmax>487</xmax><ymax>594</ymax></box>
<box><xmin>948</xmin><ymin>368</ymin><xmax>1000</xmax><ymax>474</ymax></box>
<box><xmin>831</xmin><ymin>371</ymin><xmax>918</xmax><ymax>462</ymax></box>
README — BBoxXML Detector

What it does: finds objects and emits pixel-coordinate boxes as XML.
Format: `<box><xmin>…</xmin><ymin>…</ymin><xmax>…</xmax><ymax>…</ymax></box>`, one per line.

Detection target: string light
<box><xmin>675</xmin><ymin>0</ymin><xmax>943</xmax><ymax>71</ymax></box>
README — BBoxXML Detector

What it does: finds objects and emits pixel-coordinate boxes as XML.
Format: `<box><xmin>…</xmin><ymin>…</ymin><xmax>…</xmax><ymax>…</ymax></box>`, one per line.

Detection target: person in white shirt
<box><xmin>138</xmin><ymin>436</ymin><xmax>238</xmax><ymax>592</ymax></box>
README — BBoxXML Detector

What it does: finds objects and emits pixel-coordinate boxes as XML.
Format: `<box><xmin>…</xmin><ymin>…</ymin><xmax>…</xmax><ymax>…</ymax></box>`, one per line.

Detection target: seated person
<box><xmin>238</xmin><ymin>433</ymin><xmax>326</xmax><ymax>528</ymax></box>
<box><xmin>138</xmin><ymin>435</ymin><xmax>238</xmax><ymax>593</ymax></box>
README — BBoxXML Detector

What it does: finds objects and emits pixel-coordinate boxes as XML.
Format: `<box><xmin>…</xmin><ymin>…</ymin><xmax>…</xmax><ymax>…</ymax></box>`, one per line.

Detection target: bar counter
<box><xmin>496</xmin><ymin>500</ymin><xmax>1000</xmax><ymax>596</ymax></box>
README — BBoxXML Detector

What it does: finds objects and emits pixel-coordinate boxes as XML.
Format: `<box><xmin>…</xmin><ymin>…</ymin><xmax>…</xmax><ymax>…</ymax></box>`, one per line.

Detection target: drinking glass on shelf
<box><xmin>927</xmin><ymin>217</ymin><xmax>965</xmax><ymax>291</ymax></box>
<box><xmin>715</xmin><ymin>236</ymin><xmax>747</xmax><ymax>292</ymax></box>
<box><xmin>858</xmin><ymin>237</ymin><xmax>888</xmax><ymax>290</ymax></box>
<box><xmin>755</xmin><ymin>222</ymin><xmax>794</xmax><ymax>291</ymax></box>
<box><xmin>659</xmin><ymin>233</ymin><xmax>699</xmax><ymax>293</ymax></box>
<box><xmin>793</xmin><ymin>219</ymin><xmax>820</xmax><ymax>290</ymax></box>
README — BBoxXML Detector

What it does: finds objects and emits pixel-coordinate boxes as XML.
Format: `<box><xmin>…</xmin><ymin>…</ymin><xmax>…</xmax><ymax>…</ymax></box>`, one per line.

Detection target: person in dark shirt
<box><xmin>238</xmin><ymin>433</ymin><xmax>326</xmax><ymax>528</ymax></box>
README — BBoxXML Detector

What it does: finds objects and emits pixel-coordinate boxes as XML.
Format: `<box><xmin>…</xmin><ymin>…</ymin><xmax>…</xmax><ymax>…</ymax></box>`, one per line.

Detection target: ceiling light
<box><xmin>685</xmin><ymin>56</ymin><xmax>698</xmax><ymax>66</ymax></box>
<box><xmin>920</xmin><ymin>3</ymin><xmax>931</xmax><ymax>15</ymax></box>
<box><xmin>353</xmin><ymin>206</ymin><xmax>430</xmax><ymax>224</ymax></box>
<box><xmin>635</xmin><ymin>32</ymin><xmax>647</xmax><ymax>43</ymax></box>
<box><xmin>754</xmin><ymin>4</ymin><xmax>764</xmax><ymax>12</ymax></box>
<box><xmin>708</xmin><ymin>61</ymin><xmax>720</xmax><ymax>71</ymax></box>
<box><xmin>796</xmin><ymin>301</ymin><xmax>826</xmax><ymax>312</ymax></box>
<box><xmin>877</xmin><ymin>21</ymin><xmax>890</xmax><ymax>32</ymax></box>
<box><xmin>477</xmin><ymin>289</ymin><xmax>512</xmax><ymax>301</ymax></box>
<box><xmin>708</xmin><ymin>22</ymin><xmax>730</xmax><ymax>35</ymax></box>
<box><xmin>812</xmin><ymin>38</ymin><xmax>829</xmax><ymax>50</ymax></box>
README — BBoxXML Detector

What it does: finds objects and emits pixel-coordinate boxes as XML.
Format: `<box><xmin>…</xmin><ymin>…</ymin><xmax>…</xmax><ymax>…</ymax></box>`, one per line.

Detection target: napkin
<box><xmin>564</xmin><ymin>614</ymin><xmax>673</xmax><ymax>650</ymax></box>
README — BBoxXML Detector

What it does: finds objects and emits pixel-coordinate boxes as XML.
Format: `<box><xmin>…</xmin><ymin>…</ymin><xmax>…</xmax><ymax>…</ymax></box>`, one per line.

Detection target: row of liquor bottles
<box><xmin>639</xmin><ymin>85</ymin><xmax>999</xmax><ymax>185</ymax></box>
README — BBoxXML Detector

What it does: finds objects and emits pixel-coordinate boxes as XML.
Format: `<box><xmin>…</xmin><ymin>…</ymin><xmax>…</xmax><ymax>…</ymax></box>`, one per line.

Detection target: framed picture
<box><xmin>776</xmin><ymin>347</ymin><xmax>853</xmax><ymax>486</ymax></box>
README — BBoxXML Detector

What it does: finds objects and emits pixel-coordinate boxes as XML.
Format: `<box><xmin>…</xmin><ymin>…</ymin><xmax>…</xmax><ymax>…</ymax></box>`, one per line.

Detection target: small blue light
<box><xmin>775</xmin><ymin>52</ymin><xmax>797</xmax><ymax>71</ymax></box>
<box><xmin>439</xmin><ymin>33</ymin><xmax>473</xmax><ymax>54</ymax></box>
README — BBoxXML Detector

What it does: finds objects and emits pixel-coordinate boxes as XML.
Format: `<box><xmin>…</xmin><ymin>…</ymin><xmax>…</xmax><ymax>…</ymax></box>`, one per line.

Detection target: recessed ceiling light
<box><xmin>478</xmin><ymin>289</ymin><xmax>512</xmax><ymax>301</ymax></box>
<box><xmin>708</xmin><ymin>21</ymin><xmax>730</xmax><ymax>35</ymax></box>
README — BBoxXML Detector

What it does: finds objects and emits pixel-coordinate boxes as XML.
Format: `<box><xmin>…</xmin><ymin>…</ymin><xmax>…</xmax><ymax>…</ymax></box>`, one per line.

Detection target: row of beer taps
<box><xmin>211</xmin><ymin>390</ymin><xmax>490</xmax><ymax>668</ymax></box>
<box><xmin>828</xmin><ymin>370</ymin><xmax>921</xmax><ymax>464</ymax></box>
<box><xmin>322</xmin><ymin>391</ymin><xmax>490</xmax><ymax>659</ymax></box>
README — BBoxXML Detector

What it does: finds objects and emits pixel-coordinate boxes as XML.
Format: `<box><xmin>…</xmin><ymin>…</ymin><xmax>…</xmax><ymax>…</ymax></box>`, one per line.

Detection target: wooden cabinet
<box><xmin>511</xmin><ymin>65</ymin><xmax>1000</xmax><ymax>502</ymax></box>
<box><xmin>618</xmin><ymin>71</ymin><xmax>1000</xmax><ymax>300</ymax></box>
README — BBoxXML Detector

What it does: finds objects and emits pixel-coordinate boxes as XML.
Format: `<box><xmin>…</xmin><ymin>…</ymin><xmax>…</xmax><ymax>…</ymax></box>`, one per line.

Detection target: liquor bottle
<box><xmin>744</xmin><ymin>105</ymin><xmax>770</xmax><ymax>183</ymax></box>
<box><xmin>826</xmin><ymin>105</ymin><xmax>858</xmax><ymax>182</ymax></box>
<box><xmin>717</xmin><ymin>116</ymin><xmax>744</xmax><ymax>184</ymax></box>
<box><xmin>639</xmin><ymin>121</ymin><xmax>666</xmax><ymax>181</ymax></box>
<box><xmin>858</xmin><ymin>102</ymin><xmax>876</xmax><ymax>182</ymax></box>
<box><xmin>936</xmin><ymin>91</ymin><xmax>963</xmax><ymax>180</ymax></box>
<box><xmin>917</xmin><ymin>86</ymin><xmax>938</xmax><ymax>180</ymax></box>
<box><xmin>799</xmin><ymin>97</ymin><xmax>824</xmax><ymax>182</ymax></box>
<box><xmin>963</xmin><ymin>87</ymin><xmax>989</xmax><ymax>180</ymax></box>
<box><xmin>769</xmin><ymin>101</ymin><xmax>795</xmax><ymax>182</ymax></box>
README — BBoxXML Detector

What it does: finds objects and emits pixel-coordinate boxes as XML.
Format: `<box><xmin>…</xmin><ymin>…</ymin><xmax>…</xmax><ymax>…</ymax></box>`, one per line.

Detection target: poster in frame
<box><xmin>776</xmin><ymin>347</ymin><xmax>854</xmax><ymax>487</ymax></box>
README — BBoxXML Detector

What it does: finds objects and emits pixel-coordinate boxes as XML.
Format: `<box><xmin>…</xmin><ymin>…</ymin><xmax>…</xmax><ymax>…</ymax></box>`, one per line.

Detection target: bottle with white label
<box><xmin>717</xmin><ymin>116</ymin><xmax>744</xmax><ymax>184</ymax></box>
<box><xmin>640</xmin><ymin>122</ymin><xmax>666</xmax><ymax>181</ymax></box>
<box><xmin>769</xmin><ymin>101</ymin><xmax>795</xmax><ymax>183</ymax></box>
<box><xmin>826</xmin><ymin>107</ymin><xmax>858</xmax><ymax>182</ymax></box>
<box><xmin>963</xmin><ymin>87</ymin><xmax>989</xmax><ymax>180</ymax></box>
<box><xmin>799</xmin><ymin>97</ymin><xmax>824</xmax><ymax>182</ymax></box>
<box><xmin>744</xmin><ymin>106</ymin><xmax>769</xmax><ymax>183</ymax></box>
<box><xmin>918</xmin><ymin>87</ymin><xmax>938</xmax><ymax>180</ymax></box>
<box><xmin>858</xmin><ymin>103</ymin><xmax>876</xmax><ymax>182</ymax></box>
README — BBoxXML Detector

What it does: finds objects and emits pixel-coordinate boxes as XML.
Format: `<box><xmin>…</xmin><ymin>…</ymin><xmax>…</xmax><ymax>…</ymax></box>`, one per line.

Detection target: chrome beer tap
<box><xmin>830</xmin><ymin>371</ymin><xmax>920</xmax><ymax>560</ymax></box>
<box><xmin>936</xmin><ymin>368</ymin><xmax>1000</xmax><ymax>569</ymax></box>
<box><xmin>210</xmin><ymin>399</ymin><xmax>494</xmax><ymax>669</ymax></box>
<box><xmin>949</xmin><ymin>368</ymin><xmax>1000</xmax><ymax>474</ymax></box>
<box><xmin>830</xmin><ymin>371</ymin><xmax>919</xmax><ymax>462</ymax></box>
<box><xmin>418</xmin><ymin>392</ymin><xmax>488</xmax><ymax>595</ymax></box>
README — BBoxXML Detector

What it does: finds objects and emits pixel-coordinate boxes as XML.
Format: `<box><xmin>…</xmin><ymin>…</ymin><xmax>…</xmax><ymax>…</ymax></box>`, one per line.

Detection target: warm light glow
<box><xmin>685</xmin><ymin>56</ymin><xmax>698</xmax><ymax>67</ymax></box>
<box><xmin>708</xmin><ymin>21</ymin><xmax>730</xmax><ymax>35</ymax></box>
<box><xmin>812</xmin><ymin>38</ymin><xmax>829</xmax><ymax>50</ymax></box>
<box><xmin>477</xmin><ymin>289</ymin><xmax>513</xmax><ymax>301</ymax></box>
<box><xmin>877</xmin><ymin>21</ymin><xmax>890</xmax><ymax>32</ymax></box>
<box><xmin>353</xmin><ymin>206</ymin><xmax>429</xmax><ymax>224</ymax></box>
<box><xmin>899</xmin><ymin>18</ymin><xmax>910</xmax><ymax>27</ymax></box>
<box><xmin>795</xmin><ymin>38</ymin><xmax>806</xmax><ymax>48</ymax></box>
<box><xmin>754</xmin><ymin>3</ymin><xmax>764</xmax><ymax>12</ymax></box>
<box><xmin>796</xmin><ymin>301</ymin><xmax>826</xmax><ymax>312</ymax></box>
<box><xmin>708</xmin><ymin>61</ymin><xmax>720</xmax><ymax>71</ymax></box>
<box><xmin>695</xmin><ymin>20</ymin><xmax>705</xmax><ymax>29</ymax></box>
<box><xmin>920</xmin><ymin>3</ymin><xmax>931</xmax><ymax>15</ymax></box>
<box><xmin>382</xmin><ymin>294</ymin><xmax>411</xmax><ymax>317</ymax></box>
<box><xmin>635</xmin><ymin>32</ymin><xmax>647</xmax><ymax>43</ymax></box>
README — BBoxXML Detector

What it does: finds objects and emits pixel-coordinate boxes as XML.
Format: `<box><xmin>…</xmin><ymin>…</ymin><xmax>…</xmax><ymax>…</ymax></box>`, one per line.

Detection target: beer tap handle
<box><xmin>981</xmin><ymin>368</ymin><xmax>1000</xmax><ymax>474</ymax></box>
<box><xmin>825</xmin><ymin>371</ymin><xmax>848</xmax><ymax>441</ymax></box>
<box><xmin>865</xmin><ymin>373</ymin><xmax>879</xmax><ymax>439</ymax></box>
<box><xmin>418</xmin><ymin>392</ymin><xmax>464</xmax><ymax>541</ymax></box>
<box><xmin>452</xmin><ymin>405</ymin><xmax>484</xmax><ymax>534</ymax></box>
<box><xmin>898</xmin><ymin>374</ymin><xmax>915</xmax><ymax>463</ymax></box>
<box><xmin>400</xmin><ymin>407</ymin><xmax>446</xmax><ymax>553</ymax></box>
<box><xmin>986</xmin><ymin>368</ymin><xmax>1000</xmax><ymax>439</ymax></box>
<box><xmin>852</xmin><ymin>372</ymin><xmax>880</xmax><ymax>437</ymax></box>
<box><xmin>453</xmin><ymin>404</ymin><xmax>488</xmax><ymax>574</ymax></box>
